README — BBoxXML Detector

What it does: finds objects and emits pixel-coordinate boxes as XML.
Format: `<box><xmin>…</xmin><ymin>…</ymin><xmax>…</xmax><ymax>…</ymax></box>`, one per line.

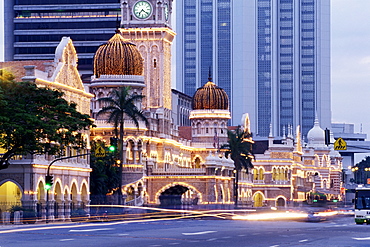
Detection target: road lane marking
<box><xmin>69</xmin><ymin>228</ymin><xmax>114</xmax><ymax>232</ymax></box>
<box><xmin>182</xmin><ymin>231</ymin><xmax>217</xmax><ymax>236</ymax></box>
<box><xmin>168</xmin><ymin>243</ymin><xmax>180</xmax><ymax>245</ymax></box>
<box><xmin>206</xmin><ymin>238</ymin><xmax>217</xmax><ymax>241</ymax></box>
<box><xmin>60</xmin><ymin>239</ymin><xmax>74</xmax><ymax>241</ymax></box>
<box><xmin>118</xmin><ymin>233</ymin><xmax>129</xmax><ymax>236</ymax></box>
<box><xmin>238</xmin><ymin>234</ymin><xmax>246</xmax><ymax>237</ymax></box>
<box><xmin>299</xmin><ymin>239</ymin><xmax>308</xmax><ymax>243</ymax></box>
<box><xmin>353</xmin><ymin>237</ymin><xmax>370</xmax><ymax>240</ymax></box>
<box><xmin>270</xmin><ymin>245</ymin><xmax>279</xmax><ymax>247</ymax></box>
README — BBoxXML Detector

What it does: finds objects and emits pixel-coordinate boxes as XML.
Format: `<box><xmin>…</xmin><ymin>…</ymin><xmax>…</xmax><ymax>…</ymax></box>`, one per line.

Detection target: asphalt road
<box><xmin>0</xmin><ymin>215</ymin><xmax>369</xmax><ymax>247</ymax></box>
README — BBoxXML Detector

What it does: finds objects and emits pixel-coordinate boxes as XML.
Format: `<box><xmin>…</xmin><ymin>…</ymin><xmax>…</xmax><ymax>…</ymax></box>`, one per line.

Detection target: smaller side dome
<box><xmin>307</xmin><ymin>116</ymin><xmax>325</xmax><ymax>145</ymax></box>
<box><xmin>93</xmin><ymin>32</ymin><xmax>143</xmax><ymax>77</ymax></box>
<box><xmin>192</xmin><ymin>80</ymin><xmax>229</xmax><ymax>110</ymax></box>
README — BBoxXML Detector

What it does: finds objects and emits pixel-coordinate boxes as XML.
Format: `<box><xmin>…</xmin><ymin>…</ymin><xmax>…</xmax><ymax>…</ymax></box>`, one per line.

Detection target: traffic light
<box><xmin>324</xmin><ymin>128</ymin><xmax>330</xmax><ymax>146</ymax></box>
<box><xmin>109</xmin><ymin>137</ymin><xmax>118</xmax><ymax>152</ymax></box>
<box><xmin>45</xmin><ymin>175</ymin><xmax>53</xmax><ymax>190</ymax></box>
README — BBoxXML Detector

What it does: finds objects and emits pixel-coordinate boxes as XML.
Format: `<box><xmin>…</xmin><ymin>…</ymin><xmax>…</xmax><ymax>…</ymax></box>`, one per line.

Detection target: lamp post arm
<box><xmin>47</xmin><ymin>153</ymin><xmax>90</xmax><ymax>176</ymax></box>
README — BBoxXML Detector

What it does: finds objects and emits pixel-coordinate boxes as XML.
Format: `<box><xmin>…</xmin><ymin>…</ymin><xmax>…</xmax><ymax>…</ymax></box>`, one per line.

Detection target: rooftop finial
<box><xmin>208</xmin><ymin>66</ymin><xmax>212</xmax><ymax>82</ymax></box>
<box><xmin>115</xmin><ymin>14</ymin><xmax>120</xmax><ymax>33</ymax></box>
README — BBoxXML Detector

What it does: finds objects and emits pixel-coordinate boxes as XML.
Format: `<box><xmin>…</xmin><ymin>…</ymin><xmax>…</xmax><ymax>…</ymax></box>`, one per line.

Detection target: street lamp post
<box><xmin>45</xmin><ymin>153</ymin><xmax>90</xmax><ymax>223</ymax></box>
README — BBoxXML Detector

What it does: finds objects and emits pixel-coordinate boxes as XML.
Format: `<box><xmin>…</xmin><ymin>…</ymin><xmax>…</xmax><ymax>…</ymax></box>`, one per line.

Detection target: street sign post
<box><xmin>334</xmin><ymin>137</ymin><xmax>347</xmax><ymax>150</ymax></box>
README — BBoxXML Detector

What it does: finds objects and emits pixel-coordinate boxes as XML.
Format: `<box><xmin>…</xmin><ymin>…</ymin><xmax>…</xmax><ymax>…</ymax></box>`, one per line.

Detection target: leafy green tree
<box><xmin>90</xmin><ymin>141</ymin><xmax>120</xmax><ymax>204</ymax></box>
<box><xmin>353</xmin><ymin>156</ymin><xmax>370</xmax><ymax>184</ymax></box>
<box><xmin>97</xmin><ymin>86</ymin><xmax>149</xmax><ymax>204</ymax></box>
<box><xmin>0</xmin><ymin>74</ymin><xmax>94</xmax><ymax>170</ymax></box>
<box><xmin>220</xmin><ymin>126</ymin><xmax>254</xmax><ymax>208</ymax></box>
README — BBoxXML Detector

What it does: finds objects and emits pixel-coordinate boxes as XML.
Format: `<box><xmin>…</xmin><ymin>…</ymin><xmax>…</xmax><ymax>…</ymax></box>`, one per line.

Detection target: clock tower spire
<box><xmin>119</xmin><ymin>0</ymin><xmax>174</xmax><ymax>111</ymax></box>
<box><xmin>121</xmin><ymin>0</ymin><xmax>172</xmax><ymax>28</ymax></box>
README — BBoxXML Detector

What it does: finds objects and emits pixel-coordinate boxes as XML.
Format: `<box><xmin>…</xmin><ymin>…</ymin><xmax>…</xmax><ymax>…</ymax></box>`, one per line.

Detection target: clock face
<box><xmin>164</xmin><ymin>3</ymin><xmax>169</xmax><ymax>21</ymax></box>
<box><xmin>133</xmin><ymin>1</ymin><xmax>152</xmax><ymax>19</ymax></box>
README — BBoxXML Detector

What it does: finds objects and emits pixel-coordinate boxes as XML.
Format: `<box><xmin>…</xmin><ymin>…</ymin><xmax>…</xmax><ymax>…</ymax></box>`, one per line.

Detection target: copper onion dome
<box><xmin>93</xmin><ymin>31</ymin><xmax>143</xmax><ymax>77</ymax></box>
<box><xmin>192</xmin><ymin>80</ymin><xmax>229</xmax><ymax>110</ymax></box>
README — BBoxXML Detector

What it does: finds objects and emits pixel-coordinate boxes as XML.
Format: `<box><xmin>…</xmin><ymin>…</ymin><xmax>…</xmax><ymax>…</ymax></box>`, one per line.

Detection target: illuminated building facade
<box><xmin>88</xmin><ymin>0</ymin><xmax>341</xmax><ymax>208</ymax></box>
<box><xmin>0</xmin><ymin>1</ymin><xmax>341</xmax><ymax>222</ymax></box>
<box><xmin>252</xmin><ymin>122</ymin><xmax>343</xmax><ymax>207</ymax></box>
<box><xmin>0</xmin><ymin>38</ymin><xmax>93</xmax><ymax>221</ymax></box>
<box><xmin>88</xmin><ymin>0</ymin><xmax>243</xmax><ymax>206</ymax></box>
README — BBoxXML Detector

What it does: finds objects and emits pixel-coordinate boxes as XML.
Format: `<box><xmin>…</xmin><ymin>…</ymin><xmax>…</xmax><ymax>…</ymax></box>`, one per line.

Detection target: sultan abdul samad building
<box><xmin>0</xmin><ymin>0</ymin><xmax>343</xmax><ymax>221</ymax></box>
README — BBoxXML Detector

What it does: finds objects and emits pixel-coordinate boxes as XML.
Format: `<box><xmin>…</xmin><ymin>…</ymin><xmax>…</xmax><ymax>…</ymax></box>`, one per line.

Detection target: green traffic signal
<box><xmin>109</xmin><ymin>137</ymin><xmax>118</xmax><ymax>152</ymax></box>
<box><xmin>109</xmin><ymin>145</ymin><xmax>116</xmax><ymax>152</ymax></box>
<box><xmin>45</xmin><ymin>175</ymin><xmax>53</xmax><ymax>190</ymax></box>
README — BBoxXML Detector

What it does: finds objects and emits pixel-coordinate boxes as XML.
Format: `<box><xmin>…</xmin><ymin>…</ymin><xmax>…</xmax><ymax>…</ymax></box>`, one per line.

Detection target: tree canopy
<box><xmin>221</xmin><ymin>126</ymin><xmax>254</xmax><ymax>173</ymax></box>
<box><xmin>97</xmin><ymin>86</ymin><xmax>149</xmax><ymax>136</ymax></box>
<box><xmin>0</xmin><ymin>73</ymin><xmax>94</xmax><ymax>170</ymax></box>
<box><xmin>220</xmin><ymin>125</ymin><xmax>254</xmax><ymax>207</ymax></box>
<box><xmin>90</xmin><ymin>140</ymin><xmax>120</xmax><ymax>204</ymax></box>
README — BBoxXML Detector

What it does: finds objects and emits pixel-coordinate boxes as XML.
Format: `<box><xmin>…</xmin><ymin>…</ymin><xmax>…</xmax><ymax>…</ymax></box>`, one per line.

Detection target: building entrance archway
<box><xmin>276</xmin><ymin>197</ymin><xmax>285</xmax><ymax>207</ymax></box>
<box><xmin>0</xmin><ymin>181</ymin><xmax>22</xmax><ymax>212</ymax></box>
<box><xmin>159</xmin><ymin>185</ymin><xmax>189</xmax><ymax>206</ymax></box>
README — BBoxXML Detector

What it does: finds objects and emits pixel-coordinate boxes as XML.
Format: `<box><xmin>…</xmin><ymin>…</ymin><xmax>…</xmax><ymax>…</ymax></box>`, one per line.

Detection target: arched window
<box><xmin>196</xmin><ymin>122</ymin><xmax>201</xmax><ymax>134</ymax></box>
<box><xmin>258</xmin><ymin>168</ymin><xmax>264</xmax><ymax>180</ymax></box>
<box><xmin>253</xmin><ymin>169</ymin><xmax>258</xmax><ymax>180</ymax></box>
<box><xmin>194</xmin><ymin>157</ymin><xmax>201</xmax><ymax>168</ymax></box>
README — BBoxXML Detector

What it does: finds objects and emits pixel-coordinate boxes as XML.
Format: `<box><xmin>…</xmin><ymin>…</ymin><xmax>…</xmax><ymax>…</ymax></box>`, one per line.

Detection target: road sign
<box><xmin>95</xmin><ymin>146</ymin><xmax>106</xmax><ymax>157</ymax></box>
<box><xmin>334</xmin><ymin>137</ymin><xmax>347</xmax><ymax>150</ymax></box>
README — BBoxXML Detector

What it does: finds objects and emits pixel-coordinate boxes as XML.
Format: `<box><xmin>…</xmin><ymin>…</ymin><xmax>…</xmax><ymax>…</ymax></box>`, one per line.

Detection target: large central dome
<box><xmin>192</xmin><ymin>80</ymin><xmax>229</xmax><ymax>110</ymax></box>
<box><xmin>93</xmin><ymin>32</ymin><xmax>143</xmax><ymax>77</ymax></box>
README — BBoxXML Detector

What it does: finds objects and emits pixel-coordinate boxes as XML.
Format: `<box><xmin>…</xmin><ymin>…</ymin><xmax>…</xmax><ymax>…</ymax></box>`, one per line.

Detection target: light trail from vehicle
<box><xmin>0</xmin><ymin>205</ymin><xmax>256</xmax><ymax>234</ymax></box>
<box><xmin>232</xmin><ymin>211</ymin><xmax>309</xmax><ymax>220</ymax></box>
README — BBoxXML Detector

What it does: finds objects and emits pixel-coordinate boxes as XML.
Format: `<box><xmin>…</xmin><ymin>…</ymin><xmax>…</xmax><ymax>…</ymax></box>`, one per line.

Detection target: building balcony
<box><xmin>151</xmin><ymin>167</ymin><xmax>206</xmax><ymax>175</ymax></box>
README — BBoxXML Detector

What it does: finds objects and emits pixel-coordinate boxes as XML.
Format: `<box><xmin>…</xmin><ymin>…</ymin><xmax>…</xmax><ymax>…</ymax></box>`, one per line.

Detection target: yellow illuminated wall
<box><xmin>0</xmin><ymin>181</ymin><xmax>22</xmax><ymax>211</ymax></box>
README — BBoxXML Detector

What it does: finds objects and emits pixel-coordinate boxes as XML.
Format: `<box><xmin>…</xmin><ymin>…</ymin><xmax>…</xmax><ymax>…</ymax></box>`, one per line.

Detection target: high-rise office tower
<box><xmin>176</xmin><ymin>0</ymin><xmax>331</xmax><ymax>138</ymax></box>
<box><xmin>4</xmin><ymin>0</ymin><xmax>121</xmax><ymax>74</ymax></box>
<box><xmin>176</xmin><ymin>0</ymin><xmax>232</xmax><ymax>104</ymax></box>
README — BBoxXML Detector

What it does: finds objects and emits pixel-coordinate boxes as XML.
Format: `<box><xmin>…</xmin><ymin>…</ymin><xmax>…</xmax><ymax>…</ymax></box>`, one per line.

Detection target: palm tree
<box><xmin>220</xmin><ymin>126</ymin><xmax>254</xmax><ymax>208</ymax></box>
<box><xmin>97</xmin><ymin>86</ymin><xmax>149</xmax><ymax>205</ymax></box>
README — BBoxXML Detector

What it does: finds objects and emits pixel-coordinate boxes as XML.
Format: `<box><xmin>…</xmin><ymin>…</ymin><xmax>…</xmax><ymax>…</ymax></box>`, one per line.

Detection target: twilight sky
<box><xmin>331</xmin><ymin>0</ymin><xmax>370</xmax><ymax>137</ymax></box>
<box><xmin>0</xmin><ymin>0</ymin><xmax>370</xmax><ymax>137</ymax></box>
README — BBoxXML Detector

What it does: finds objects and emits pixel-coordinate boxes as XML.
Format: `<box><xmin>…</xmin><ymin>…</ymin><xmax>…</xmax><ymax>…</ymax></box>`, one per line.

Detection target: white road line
<box><xmin>69</xmin><ymin>228</ymin><xmax>114</xmax><ymax>232</ymax></box>
<box><xmin>206</xmin><ymin>238</ymin><xmax>217</xmax><ymax>241</ymax></box>
<box><xmin>270</xmin><ymin>245</ymin><xmax>279</xmax><ymax>247</ymax></box>
<box><xmin>118</xmin><ymin>233</ymin><xmax>129</xmax><ymax>236</ymax></box>
<box><xmin>238</xmin><ymin>234</ymin><xmax>246</xmax><ymax>237</ymax></box>
<box><xmin>299</xmin><ymin>239</ymin><xmax>308</xmax><ymax>243</ymax></box>
<box><xmin>60</xmin><ymin>239</ymin><xmax>74</xmax><ymax>241</ymax></box>
<box><xmin>353</xmin><ymin>237</ymin><xmax>370</xmax><ymax>240</ymax></box>
<box><xmin>182</xmin><ymin>230</ymin><xmax>217</xmax><ymax>236</ymax></box>
<box><xmin>168</xmin><ymin>243</ymin><xmax>180</xmax><ymax>245</ymax></box>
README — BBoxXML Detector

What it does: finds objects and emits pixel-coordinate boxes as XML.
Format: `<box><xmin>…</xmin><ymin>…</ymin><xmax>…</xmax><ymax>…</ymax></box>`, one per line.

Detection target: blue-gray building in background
<box><xmin>175</xmin><ymin>0</ymin><xmax>331</xmax><ymax>139</ymax></box>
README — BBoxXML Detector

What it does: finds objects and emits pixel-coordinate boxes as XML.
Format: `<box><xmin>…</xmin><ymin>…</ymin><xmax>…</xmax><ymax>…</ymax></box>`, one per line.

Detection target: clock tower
<box><xmin>120</xmin><ymin>0</ymin><xmax>175</xmax><ymax>111</ymax></box>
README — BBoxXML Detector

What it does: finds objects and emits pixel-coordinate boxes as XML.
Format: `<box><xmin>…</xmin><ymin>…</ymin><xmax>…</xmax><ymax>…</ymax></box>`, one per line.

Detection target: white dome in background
<box><xmin>307</xmin><ymin>116</ymin><xmax>325</xmax><ymax>146</ymax></box>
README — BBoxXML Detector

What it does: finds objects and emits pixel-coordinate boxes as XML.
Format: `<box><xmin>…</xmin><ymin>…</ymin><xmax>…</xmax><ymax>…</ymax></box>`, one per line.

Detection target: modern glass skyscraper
<box><xmin>4</xmin><ymin>0</ymin><xmax>120</xmax><ymax>72</ymax></box>
<box><xmin>176</xmin><ymin>0</ymin><xmax>331</xmax><ymax>138</ymax></box>
<box><xmin>176</xmin><ymin>0</ymin><xmax>231</xmax><ymax>100</ymax></box>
